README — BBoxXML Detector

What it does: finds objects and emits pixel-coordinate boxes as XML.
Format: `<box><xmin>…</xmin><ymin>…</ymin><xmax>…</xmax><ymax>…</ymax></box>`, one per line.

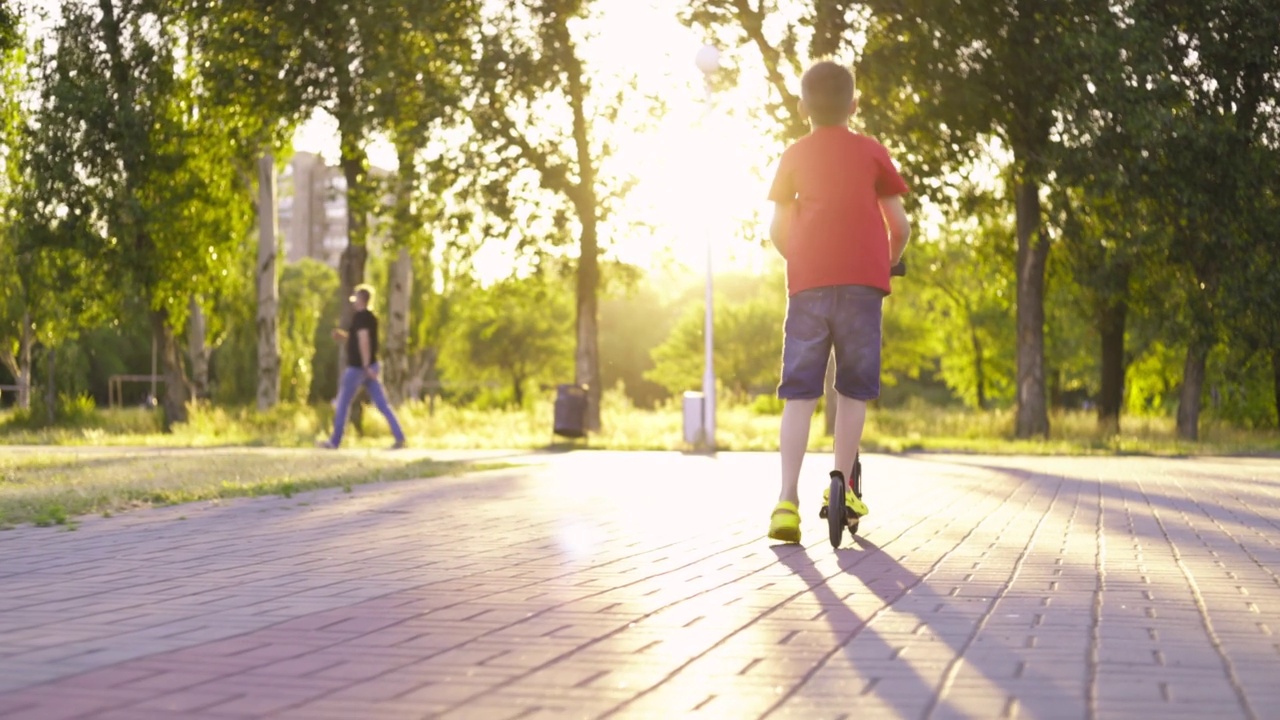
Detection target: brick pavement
<box><xmin>0</xmin><ymin>450</ymin><xmax>1276</xmax><ymax>719</ymax></box>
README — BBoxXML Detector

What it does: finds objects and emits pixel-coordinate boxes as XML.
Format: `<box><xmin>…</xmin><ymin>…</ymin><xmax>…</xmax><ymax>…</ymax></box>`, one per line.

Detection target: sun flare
<box><xmin>293</xmin><ymin>0</ymin><xmax>781</xmax><ymax>281</ymax></box>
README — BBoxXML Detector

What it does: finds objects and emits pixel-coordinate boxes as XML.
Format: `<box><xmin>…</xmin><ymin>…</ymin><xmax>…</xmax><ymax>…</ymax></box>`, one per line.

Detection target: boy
<box><xmin>317</xmin><ymin>283</ymin><xmax>408</xmax><ymax>450</ymax></box>
<box><xmin>766</xmin><ymin>61</ymin><xmax>911</xmax><ymax>543</ymax></box>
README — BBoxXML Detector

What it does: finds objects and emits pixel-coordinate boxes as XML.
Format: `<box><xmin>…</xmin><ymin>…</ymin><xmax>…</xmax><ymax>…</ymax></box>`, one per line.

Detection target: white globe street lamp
<box><xmin>696</xmin><ymin>44</ymin><xmax>719</xmax><ymax>451</ymax></box>
<box><xmin>695</xmin><ymin>44</ymin><xmax>721</xmax><ymax>77</ymax></box>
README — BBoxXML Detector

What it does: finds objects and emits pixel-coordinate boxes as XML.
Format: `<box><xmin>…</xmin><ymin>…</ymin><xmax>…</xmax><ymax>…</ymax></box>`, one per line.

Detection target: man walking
<box><xmin>318</xmin><ymin>283</ymin><xmax>407</xmax><ymax>449</ymax></box>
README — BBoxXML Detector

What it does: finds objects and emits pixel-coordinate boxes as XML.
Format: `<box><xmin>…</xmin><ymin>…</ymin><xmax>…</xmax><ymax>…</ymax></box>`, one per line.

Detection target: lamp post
<box><xmin>695</xmin><ymin>44</ymin><xmax>719</xmax><ymax>451</ymax></box>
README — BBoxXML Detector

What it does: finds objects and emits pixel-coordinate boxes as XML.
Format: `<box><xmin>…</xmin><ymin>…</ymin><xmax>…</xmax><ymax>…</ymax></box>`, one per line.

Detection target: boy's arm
<box><xmin>879</xmin><ymin>194</ymin><xmax>911</xmax><ymax>265</ymax></box>
<box><xmin>769</xmin><ymin>201</ymin><xmax>793</xmax><ymax>259</ymax></box>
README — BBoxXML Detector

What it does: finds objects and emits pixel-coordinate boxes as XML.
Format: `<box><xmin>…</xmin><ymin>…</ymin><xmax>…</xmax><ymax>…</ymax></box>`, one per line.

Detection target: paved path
<box><xmin>0</xmin><ymin>451</ymin><xmax>1277</xmax><ymax>719</ymax></box>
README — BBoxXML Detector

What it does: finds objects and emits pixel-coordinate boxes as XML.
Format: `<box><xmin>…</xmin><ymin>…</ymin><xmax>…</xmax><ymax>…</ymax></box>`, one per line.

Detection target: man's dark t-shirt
<box><xmin>347</xmin><ymin>310</ymin><xmax>379</xmax><ymax>367</ymax></box>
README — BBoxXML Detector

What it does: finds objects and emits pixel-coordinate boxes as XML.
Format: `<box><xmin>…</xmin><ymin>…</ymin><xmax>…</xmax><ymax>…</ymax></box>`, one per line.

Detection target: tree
<box><xmin>0</xmin><ymin>0</ymin><xmax>15</xmax><ymax>54</ymax></box>
<box><xmin>1115</xmin><ymin>0</ymin><xmax>1280</xmax><ymax>439</ymax></box>
<box><xmin>468</xmin><ymin>0</ymin><xmax>638</xmax><ymax>431</ymax></box>
<box><xmin>646</xmin><ymin>272</ymin><xmax>787</xmax><ymax>401</ymax></box>
<box><xmin>0</xmin><ymin>9</ymin><xmax>31</xmax><ymax>408</ymax></box>
<box><xmin>853</xmin><ymin>0</ymin><xmax>1128</xmax><ymax>438</ymax></box>
<box><xmin>912</xmin><ymin>212</ymin><xmax>1017</xmax><ymax>410</ymax></box>
<box><xmin>24</xmin><ymin>1</ymin><xmax>251</xmax><ymax>428</ymax></box>
<box><xmin>440</xmin><ymin>274</ymin><xmax>572</xmax><ymax>407</ymax></box>
<box><xmin>185</xmin><ymin>0</ymin><xmax>314</xmax><ymax>412</ymax></box>
<box><xmin>370</xmin><ymin>1</ymin><xmax>474</xmax><ymax>402</ymax></box>
<box><xmin>278</xmin><ymin>259</ymin><xmax>338</xmax><ymax>403</ymax></box>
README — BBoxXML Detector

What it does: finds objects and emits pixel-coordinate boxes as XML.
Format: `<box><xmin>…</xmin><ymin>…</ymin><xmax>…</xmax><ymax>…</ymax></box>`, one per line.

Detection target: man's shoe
<box><xmin>316</xmin><ymin>440</ymin><xmax>337</xmax><ymax>449</ymax></box>
<box><xmin>768</xmin><ymin>501</ymin><xmax>801</xmax><ymax>543</ymax></box>
<box><xmin>390</xmin><ymin>440</ymin><xmax>406</xmax><ymax>450</ymax></box>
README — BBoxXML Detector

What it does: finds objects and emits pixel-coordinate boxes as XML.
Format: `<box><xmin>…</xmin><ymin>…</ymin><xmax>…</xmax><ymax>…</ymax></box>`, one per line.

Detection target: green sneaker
<box><xmin>768</xmin><ymin>501</ymin><xmax>801</xmax><ymax>543</ymax></box>
<box><xmin>820</xmin><ymin>477</ymin><xmax>869</xmax><ymax>520</ymax></box>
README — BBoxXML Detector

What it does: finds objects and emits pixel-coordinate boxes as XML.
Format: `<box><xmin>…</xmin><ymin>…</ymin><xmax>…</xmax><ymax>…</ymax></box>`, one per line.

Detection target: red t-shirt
<box><xmin>768</xmin><ymin>127</ymin><xmax>909</xmax><ymax>295</ymax></box>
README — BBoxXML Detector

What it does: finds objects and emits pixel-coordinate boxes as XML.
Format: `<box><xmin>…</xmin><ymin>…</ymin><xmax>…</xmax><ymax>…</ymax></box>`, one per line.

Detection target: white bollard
<box><xmin>682</xmin><ymin>391</ymin><xmax>705</xmax><ymax>446</ymax></box>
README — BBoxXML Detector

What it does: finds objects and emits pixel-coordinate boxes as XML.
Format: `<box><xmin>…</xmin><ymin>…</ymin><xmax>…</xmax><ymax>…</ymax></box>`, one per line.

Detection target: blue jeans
<box><xmin>329</xmin><ymin>364</ymin><xmax>405</xmax><ymax>447</ymax></box>
<box><xmin>778</xmin><ymin>285</ymin><xmax>885</xmax><ymax>401</ymax></box>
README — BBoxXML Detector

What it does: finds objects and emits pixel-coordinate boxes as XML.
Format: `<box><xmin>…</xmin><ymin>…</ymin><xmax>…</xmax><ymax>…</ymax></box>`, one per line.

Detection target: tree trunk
<box><xmin>564</xmin><ymin>40</ymin><xmax>602</xmax><ymax>433</ymax></box>
<box><xmin>971</xmin><ymin>326</ymin><xmax>986</xmax><ymax>410</ymax></box>
<box><xmin>408</xmin><ymin>347</ymin><xmax>436</xmax><ymax>404</ymax></box>
<box><xmin>187</xmin><ymin>295</ymin><xmax>210</xmax><ymax>400</ymax></box>
<box><xmin>335</xmin><ymin>120</ymin><xmax>370</xmax><ymax>430</ymax></box>
<box><xmin>0</xmin><ymin>311</ymin><xmax>34</xmax><ymax>410</ymax></box>
<box><xmin>1269</xmin><ymin>351</ymin><xmax>1280</xmax><ymax>427</ymax></box>
<box><xmin>385</xmin><ymin>248</ymin><xmax>412</xmax><ymax>404</ymax></box>
<box><xmin>1013</xmin><ymin>174</ymin><xmax>1050</xmax><ymax>438</ymax></box>
<box><xmin>1273</xmin><ymin>348</ymin><xmax>1280</xmax><ymax>428</ymax></box>
<box><xmin>256</xmin><ymin>153</ymin><xmax>281</xmax><ymax>410</ymax></box>
<box><xmin>20</xmin><ymin>311</ymin><xmax>32</xmax><ymax>411</ymax></box>
<box><xmin>575</xmin><ymin>215</ymin><xmax>602</xmax><ymax>432</ymax></box>
<box><xmin>336</xmin><ymin>129</ymin><xmax>370</xmax><ymax>339</ymax></box>
<box><xmin>44</xmin><ymin>345</ymin><xmax>55</xmax><ymax>426</ymax></box>
<box><xmin>1097</xmin><ymin>297</ymin><xmax>1127</xmax><ymax>435</ymax></box>
<box><xmin>512</xmin><ymin>374</ymin><xmax>525</xmax><ymax>407</ymax></box>
<box><xmin>1176</xmin><ymin>340</ymin><xmax>1210</xmax><ymax>441</ymax></box>
<box><xmin>151</xmin><ymin>308</ymin><xmax>192</xmax><ymax>430</ymax></box>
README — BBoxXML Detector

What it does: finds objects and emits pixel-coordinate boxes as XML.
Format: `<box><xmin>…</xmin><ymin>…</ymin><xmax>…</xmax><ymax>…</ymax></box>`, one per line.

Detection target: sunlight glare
<box><xmin>290</xmin><ymin>0</ymin><xmax>781</xmax><ymax>281</ymax></box>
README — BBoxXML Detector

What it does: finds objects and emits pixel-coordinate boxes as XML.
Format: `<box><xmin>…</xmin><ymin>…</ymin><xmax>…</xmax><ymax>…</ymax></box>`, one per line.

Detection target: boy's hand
<box><xmin>331</xmin><ymin>328</ymin><xmax>346</xmax><ymax>342</ymax></box>
<box><xmin>769</xmin><ymin>201</ymin><xmax>793</xmax><ymax>258</ymax></box>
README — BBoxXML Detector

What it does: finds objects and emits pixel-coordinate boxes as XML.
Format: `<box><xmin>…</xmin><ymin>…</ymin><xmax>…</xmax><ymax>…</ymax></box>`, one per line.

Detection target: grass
<box><xmin>0</xmin><ymin>392</ymin><xmax>1274</xmax><ymax>529</ymax></box>
<box><xmin>0</xmin><ymin>449</ymin><xmax>495</xmax><ymax>529</ymax></box>
<box><xmin>0</xmin><ymin>391</ymin><xmax>1277</xmax><ymax>456</ymax></box>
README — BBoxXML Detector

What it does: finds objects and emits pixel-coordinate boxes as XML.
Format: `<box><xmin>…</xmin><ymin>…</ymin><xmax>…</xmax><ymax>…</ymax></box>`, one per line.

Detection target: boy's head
<box><xmin>799</xmin><ymin>61</ymin><xmax>857</xmax><ymax>127</ymax></box>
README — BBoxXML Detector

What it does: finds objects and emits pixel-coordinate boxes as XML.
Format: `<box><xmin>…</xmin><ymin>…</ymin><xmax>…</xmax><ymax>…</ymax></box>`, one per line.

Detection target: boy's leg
<box><xmin>779</xmin><ymin>398</ymin><xmax>820</xmax><ymax>505</ymax></box>
<box><xmin>363</xmin><ymin>369</ymin><xmax>406</xmax><ymax>445</ymax></box>
<box><xmin>328</xmin><ymin>368</ymin><xmax>363</xmax><ymax>447</ymax></box>
<box><xmin>833</xmin><ymin>394</ymin><xmax>867</xmax><ymax>481</ymax></box>
<box><xmin>829</xmin><ymin>285</ymin><xmax>884</xmax><ymax>513</ymax></box>
<box><xmin>770</xmin><ymin>289</ymin><xmax>832</xmax><ymax>542</ymax></box>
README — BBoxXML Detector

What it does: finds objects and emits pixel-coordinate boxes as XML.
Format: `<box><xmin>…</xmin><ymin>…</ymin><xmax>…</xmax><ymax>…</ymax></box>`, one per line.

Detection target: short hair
<box><xmin>350</xmin><ymin>283</ymin><xmax>375</xmax><ymax>303</ymax></box>
<box><xmin>801</xmin><ymin>61</ymin><xmax>855</xmax><ymax>126</ymax></box>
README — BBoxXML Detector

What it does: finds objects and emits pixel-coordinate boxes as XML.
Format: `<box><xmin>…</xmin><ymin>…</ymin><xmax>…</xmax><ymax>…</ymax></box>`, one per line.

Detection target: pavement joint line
<box><xmin>286</xmin><ymin>514</ymin><xmax>796</xmax><ymax>709</ymax></box>
<box><xmin>1138</xmin><ymin>477</ymin><xmax>1259</xmax><ymax>720</ymax></box>
<box><xmin>756</xmin><ymin>461</ymin><xmax>1026</xmax><ymax>720</ymax></box>
<box><xmin>1087</xmin><ymin>469</ymin><xmax>1106</xmax><ymax>720</ymax></box>
<box><xmin>1168</xmin><ymin>472</ymin><xmax>1280</xmax><ymax>592</ymax></box>
<box><xmin>924</xmin><ymin>470</ymin><xmax>1066</xmax><ymax>719</ymax></box>
<box><xmin>480</xmin><ymin>477</ymin><xmax>988</xmax><ymax>719</ymax></box>
<box><xmin>3</xmin><ymin>453</ymin><xmax>1279</xmax><ymax>719</ymax></box>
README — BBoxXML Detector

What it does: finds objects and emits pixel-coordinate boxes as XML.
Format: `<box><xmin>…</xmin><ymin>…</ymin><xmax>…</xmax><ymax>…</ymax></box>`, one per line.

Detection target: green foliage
<box><xmin>0</xmin><ymin>1</ymin><xmax>16</xmax><ymax>54</ymax></box>
<box><xmin>279</xmin><ymin>259</ymin><xmax>339</xmax><ymax>403</ymax></box>
<box><xmin>438</xmin><ymin>273</ymin><xmax>573</xmax><ymax>407</ymax></box>
<box><xmin>1205</xmin><ymin>344</ymin><xmax>1277</xmax><ymax>429</ymax></box>
<box><xmin>1125</xmin><ymin>341</ymin><xmax>1183</xmax><ymax>417</ymax></box>
<box><xmin>895</xmin><ymin>215</ymin><xmax>1017</xmax><ymax>409</ymax></box>
<box><xmin>646</xmin><ymin>271</ymin><xmax>785</xmax><ymax>401</ymax></box>
<box><xmin>597</xmin><ymin>264</ymin><xmax>680</xmax><ymax>408</ymax></box>
<box><xmin>32</xmin><ymin>504</ymin><xmax>68</xmax><ymax>527</ymax></box>
<box><xmin>18</xmin><ymin>393</ymin><xmax>94</xmax><ymax>429</ymax></box>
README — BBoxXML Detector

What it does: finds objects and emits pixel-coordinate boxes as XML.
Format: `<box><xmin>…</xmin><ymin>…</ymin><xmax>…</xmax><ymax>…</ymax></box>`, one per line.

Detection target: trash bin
<box><xmin>682</xmin><ymin>391</ymin><xmax>704</xmax><ymax>445</ymax></box>
<box><xmin>554</xmin><ymin>384</ymin><xmax>589</xmax><ymax>438</ymax></box>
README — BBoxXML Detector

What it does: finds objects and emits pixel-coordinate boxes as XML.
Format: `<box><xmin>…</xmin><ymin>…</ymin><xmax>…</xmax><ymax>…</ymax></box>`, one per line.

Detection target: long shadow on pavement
<box><xmin>765</xmin><ymin>500</ymin><xmax>1090</xmax><ymax>718</ymax></box>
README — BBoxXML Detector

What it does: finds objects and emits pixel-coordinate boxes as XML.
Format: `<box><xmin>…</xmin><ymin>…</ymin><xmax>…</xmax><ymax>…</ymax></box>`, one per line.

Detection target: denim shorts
<box><xmin>778</xmin><ymin>285</ymin><xmax>885</xmax><ymax>401</ymax></box>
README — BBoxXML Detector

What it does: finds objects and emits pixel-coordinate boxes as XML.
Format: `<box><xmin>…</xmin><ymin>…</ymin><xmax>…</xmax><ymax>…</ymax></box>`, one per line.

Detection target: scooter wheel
<box><xmin>828</xmin><ymin>471</ymin><xmax>846</xmax><ymax>549</ymax></box>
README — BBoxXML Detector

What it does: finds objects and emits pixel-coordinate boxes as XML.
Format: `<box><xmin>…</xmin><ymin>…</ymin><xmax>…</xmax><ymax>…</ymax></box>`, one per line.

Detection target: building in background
<box><xmin>277</xmin><ymin>152</ymin><xmax>350</xmax><ymax>267</ymax></box>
